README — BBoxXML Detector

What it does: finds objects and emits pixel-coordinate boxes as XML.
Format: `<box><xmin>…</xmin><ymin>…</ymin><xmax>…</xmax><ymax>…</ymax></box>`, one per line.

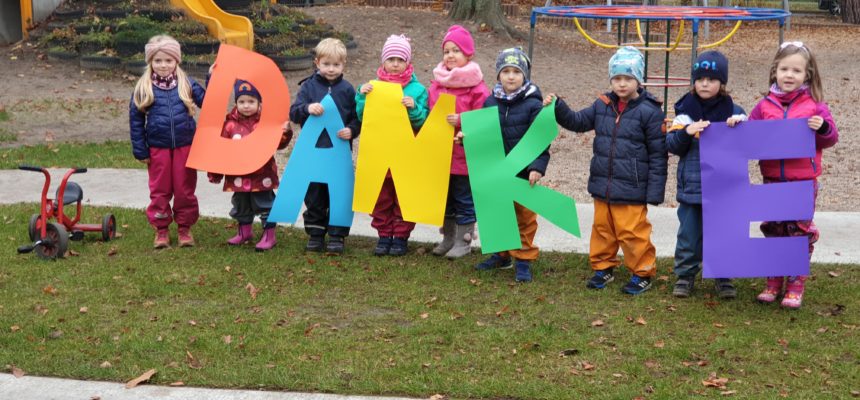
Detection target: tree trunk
<box><xmin>843</xmin><ymin>0</ymin><xmax>860</xmax><ymax>24</ymax></box>
<box><xmin>449</xmin><ymin>0</ymin><xmax>524</xmax><ymax>39</ymax></box>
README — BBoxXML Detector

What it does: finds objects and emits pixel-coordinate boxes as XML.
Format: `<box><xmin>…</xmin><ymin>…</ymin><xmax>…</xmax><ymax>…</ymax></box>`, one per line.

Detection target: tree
<box><xmin>449</xmin><ymin>0</ymin><xmax>524</xmax><ymax>39</ymax></box>
<box><xmin>843</xmin><ymin>0</ymin><xmax>860</xmax><ymax>24</ymax></box>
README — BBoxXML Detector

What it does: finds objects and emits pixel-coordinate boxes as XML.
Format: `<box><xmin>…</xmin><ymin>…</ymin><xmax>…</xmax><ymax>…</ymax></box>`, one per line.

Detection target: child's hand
<box><xmin>726</xmin><ymin>116</ymin><xmax>743</xmax><ymax>127</ymax></box>
<box><xmin>308</xmin><ymin>103</ymin><xmax>324</xmax><ymax>116</ymax></box>
<box><xmin>808</xmin><ymin>116</ymin><xmax>824</xmax><ymax>131</ymax></box>
<box><xmin>542</xmin><ymin>94</ymin><xmax>557</xmax><ymax>107</ymax></box>
<box><xmin>336</xmin><ymin>127</ymin><xmax>353</xmax><ymax>140</ymax></box>
<box><xmin>402</xmin><ymin>96</ymin><xmax>415</xmax><ymax>109</ymax></box>
<box><xmin>529</xmin><ymin>171</ymin><xmax>543</xmax><ymax>187</ymax></box>
<box><xmin>446</xmin><ymin>113</ymin><xmax>460</xmax><ymax>127</ymax></box>
<box><xmin>359</xmin><ymin>83</ymin><xmax>373</xmax><ymax>95</ymax></box>
<box><xmin>139</xmin><ymin>158</ymin><xmax>150</xmax><ymax>166</ymax></box>
<box><xmin>454</xmin><ymin>131</ymin><xmax>464</xmax><ymax>145</ymax></box>
<box><xmin>686</xmin><ymin>120</ymin><xmax>710</xmax><ymax>137</ymax></box>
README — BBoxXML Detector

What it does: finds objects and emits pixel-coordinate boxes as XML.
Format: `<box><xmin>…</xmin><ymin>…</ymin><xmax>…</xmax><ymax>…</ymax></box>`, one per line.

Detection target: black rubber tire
<box><xmin>28</xmin><ymin>214</ymin><xmax>41</xmax><ymax>242</ymax></box>
<box><xmin>102</xmin><ymin>214</ymin><xmax>116</xmax><ymax>242</ymax></box>
<box><xmin>35</xmin><ymin>223</ymin><xmax>69</xmax><ymax>260</ymax></box>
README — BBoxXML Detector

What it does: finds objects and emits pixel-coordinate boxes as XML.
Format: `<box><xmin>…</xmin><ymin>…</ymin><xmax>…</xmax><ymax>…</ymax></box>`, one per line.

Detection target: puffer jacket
<box><xmin>483</xmin><ymin>83</ymin><xmax>549</xmax><ymax>179</ymax></box>
<box><xmin>289</xmin><ymin>71</ymin><xmax>360</xmax><ymax>149</ymax></box>
<box><xmin>355</xmin><ymin>73</ymin><xmax>429</xmax><ymax>129</ymax></box>
<box><xmin>207</xmin><ymin>107</ymin><xmax>292</xmax><ymax>192</ymax></box>
<box><xmin>129</xmin><ymin>78</ymin><xmax>206</xmax><ymax>160</ymax></box>
<box><xmin>554</xmin><ymin>88</ymin><xmax>667</xmax><ymax>205</ymax></box>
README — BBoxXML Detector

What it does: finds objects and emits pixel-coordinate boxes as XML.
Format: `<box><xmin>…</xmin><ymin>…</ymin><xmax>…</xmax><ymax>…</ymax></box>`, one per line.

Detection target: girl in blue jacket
<box><xmin>129</xmin><ymin>35</ymin><xmax>205</xmax><ymax>249</ymax></box>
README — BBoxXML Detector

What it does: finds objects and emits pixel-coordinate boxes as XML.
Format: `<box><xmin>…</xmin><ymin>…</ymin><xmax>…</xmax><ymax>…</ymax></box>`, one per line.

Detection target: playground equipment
<box><xmin>527</xmin><ymin>5</ymin><xmax>791</xmax><ymax>113</ymax></box>
<box><xmin>170</xmin><ymin>0</ymin><xmax>255</xmax><ymax>50</ymax></box>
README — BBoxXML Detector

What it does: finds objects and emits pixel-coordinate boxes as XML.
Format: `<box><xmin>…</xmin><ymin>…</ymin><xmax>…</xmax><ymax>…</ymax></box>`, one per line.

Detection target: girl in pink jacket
<box><xmin>428</xmin><ymin>25</ymin><xmax>490</xmax><ymax>259</ymax></box>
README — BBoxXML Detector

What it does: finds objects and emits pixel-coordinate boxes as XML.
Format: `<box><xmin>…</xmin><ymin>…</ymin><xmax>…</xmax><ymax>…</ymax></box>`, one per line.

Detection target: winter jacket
<box><xmin>483</xmin><ymin>83</ymin><xmax>549</xmax><ymax>179</ymax></box>
<box><xmin>666</xmin><ymin>93</ymin><xmax>746</xmax><ymax>204</ymax></box>
<box><xmin>748</xmin><ymin>90</ymin><xmax>838</xmax><ymax>181</ymax></box>
<box><xmin>129</xmin><ymin>79</ymin><xmax>206</xmax><ymax>160</ymax></box>
<box><xmin>428</xmin><ymin>64</ymin><xmax>490</xmax><ymax>176</ymax></box>
<box><xmin>554</xmin><ymin>88</ymin><xmax>667</xmax><ymax>205</ymax></box>
<box><xmin>355</xmin><ymin>73</ymin><xmax>429</xmax><ymax>129</ymax></box>
<box><xmin>207</xmin><ymin>107</ymin><xmax>292</xmax><ymax>192</ymax></box>
<box><xmin>289</xmin><ymin>71</ymin><xmax>360</xmax><ymax>149</ymax></box>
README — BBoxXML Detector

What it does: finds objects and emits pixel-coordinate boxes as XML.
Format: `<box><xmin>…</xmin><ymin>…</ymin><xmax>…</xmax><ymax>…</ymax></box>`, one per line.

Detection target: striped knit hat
<box><xmin>381</xmin><ymin>34</ymin><xmax>412</xmax><ymax>64</ymax></box>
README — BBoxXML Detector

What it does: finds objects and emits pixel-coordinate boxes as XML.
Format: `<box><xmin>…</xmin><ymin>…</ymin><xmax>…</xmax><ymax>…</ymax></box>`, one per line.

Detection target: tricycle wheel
<box><xmin>28</xmin><ymin>214</ymin><xmax>42</xmax><ymax>242</ymax></box>
<box><xmin>35</xmin><ymin>223</ymin><xmax>69</xmax><ymax>260</ymax></box>
<box><xmin>102</xmin><ymin>214</ymin><xmax>117</xmax><ymax>241</ymax></box>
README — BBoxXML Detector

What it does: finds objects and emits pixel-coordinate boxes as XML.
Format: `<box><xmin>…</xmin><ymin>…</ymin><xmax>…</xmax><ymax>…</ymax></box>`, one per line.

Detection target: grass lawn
<box><xmin>0</xmin><ymin>141</ymin><xmax>143</xmax><ymax>170</ymax></box>
<box><xmin>1</xmin><ymin>204</ymin><xmax>858</xmax><ymax>399</ymax></box>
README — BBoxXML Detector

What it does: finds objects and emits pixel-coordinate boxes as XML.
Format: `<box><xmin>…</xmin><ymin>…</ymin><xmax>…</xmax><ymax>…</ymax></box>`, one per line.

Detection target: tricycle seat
<box><xmin>57</xmin><ymin>182</ymin><xmax>83</xmax><ymax>206</ymax></box>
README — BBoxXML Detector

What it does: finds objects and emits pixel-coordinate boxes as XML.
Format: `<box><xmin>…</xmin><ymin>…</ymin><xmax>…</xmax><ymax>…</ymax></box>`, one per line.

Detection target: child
<box><xmin>745</xmin><ymin>42</ymin><xmax>838</xmax><ymax>308</ymax></box>
<box><xmin>544</xmin><ymin>46</ymin><xmax>667</xmax><ymax>295</ymax></box>
<box><xmin>207</xmin><ymin>80</ymin><xmax>292</xmax><ymax>251</ymax></box>
<box><xmin>428</xmin><ymin>25</ymin><xmax>490</xmax><ymax>259</ymax></box>
<box><xmin>355</xmin><ymin>34</ymin><xmax>429</xmax><ymax>256</ymax></box>
<box><xmin>129</xmin><ymin>34</ymin><xmax>205</xmax><ymax>249</ymax></box>
<box><xmin>666</xmin><ymin>51</ymin><xmax>747</xmax><ymax>299</ymax></box>
<box><xmin>471</xmin><ymin>47</ymin><xmax>547</xmax><ymax>282</ymax></box>
<box><xmin>289</xmin><ymin>38</ymin><xmax>360</xmax><ymax>254</ymax></box>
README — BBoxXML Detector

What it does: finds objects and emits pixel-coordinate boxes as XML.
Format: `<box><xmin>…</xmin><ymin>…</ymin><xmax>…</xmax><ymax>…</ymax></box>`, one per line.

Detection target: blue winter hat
<box><xmin>692</xmin><ymin>50</ymin><xmax>729</xmax><ymax>84</ymax></box>
<box><xmin>234</xmin><ymin>79</ymin><xmax>261</xmax><ymax>102</ymax></box>
<box><xmin>608</xmin><ymin>46</ymin><xmax>645</xmax><ymax>83</ymax></box>
<box><xmin>495</xmin><ymin>47</ymin><xmax>531</xmax><ymax>79</ymax></box>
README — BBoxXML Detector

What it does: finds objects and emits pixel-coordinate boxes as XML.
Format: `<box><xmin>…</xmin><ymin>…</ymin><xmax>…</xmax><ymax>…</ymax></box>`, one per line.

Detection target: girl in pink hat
<box><xmin>428</xmin><ymin>25</ymin><xmax>490</xmax><ymax>259</ymax></box>
<box><xmin>129</xmin><ymin>34</ymin><xmax>206</xmax><ymax>249</ymax></box>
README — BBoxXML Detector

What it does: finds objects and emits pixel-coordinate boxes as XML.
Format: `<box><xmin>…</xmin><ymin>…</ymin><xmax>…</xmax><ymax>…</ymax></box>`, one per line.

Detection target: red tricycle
<box><xmin>17</xmin><ymin>165</ymin><xmax>117</xmax><ymax>260</ymax></box>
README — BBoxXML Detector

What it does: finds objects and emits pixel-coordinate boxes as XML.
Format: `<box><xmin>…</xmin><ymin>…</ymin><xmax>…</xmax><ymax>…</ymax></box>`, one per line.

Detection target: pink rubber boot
<box><xmin>228</xmin><ymin>224</ymin><xmax>253</xmax><ymax>246</ymax></box>
<box><xmin>757</xmin><ymin>276</ymin><xmax>785</xmax><ymax>303</ymax></box>
<box><xmin>255</xmin><ymin>228</ymin><xmax>277</xmax><ymax>252</ymax></box>
<box><xmin>781</xmin><ymin>276</ymin><xmax>807</xmax><ymax>309</ymax></box>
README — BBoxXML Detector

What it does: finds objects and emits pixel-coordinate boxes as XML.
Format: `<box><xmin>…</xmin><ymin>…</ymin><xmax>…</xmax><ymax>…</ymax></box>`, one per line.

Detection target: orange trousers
<box><xmin>498</xmin><ymin>203</ymin><xmax>539</xmax><ymax>261</ymax></box>
<box><xmin>589</xmin><ymin>200</ymin><xmax>656</xmax><ymax>277</ymax></box>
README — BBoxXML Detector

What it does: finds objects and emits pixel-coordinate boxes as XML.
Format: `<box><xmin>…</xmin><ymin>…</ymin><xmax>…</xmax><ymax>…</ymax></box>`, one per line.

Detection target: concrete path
<box><xmin>2</xmin><ymin>168</ymin><xmax>858</xmax><ymax>264</ymax></box>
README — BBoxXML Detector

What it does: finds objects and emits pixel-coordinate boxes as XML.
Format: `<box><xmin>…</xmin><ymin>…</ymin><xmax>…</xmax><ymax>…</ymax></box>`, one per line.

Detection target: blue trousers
<box><xmin>673</xmin><ymin>203</ymin><xmax>703</xmax><ymax>278</ymax></box>
<box><xmin>446</xmin><ymin>175</ymin><xmax>476</xmax><ymax>225</ymax></box>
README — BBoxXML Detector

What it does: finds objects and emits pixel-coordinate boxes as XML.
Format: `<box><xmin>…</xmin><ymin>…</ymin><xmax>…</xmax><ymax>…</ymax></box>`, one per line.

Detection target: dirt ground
<box><xmin>1</xmin><ymin>5</ymin><xmax>858</xmax><ymax>211</ymax></box>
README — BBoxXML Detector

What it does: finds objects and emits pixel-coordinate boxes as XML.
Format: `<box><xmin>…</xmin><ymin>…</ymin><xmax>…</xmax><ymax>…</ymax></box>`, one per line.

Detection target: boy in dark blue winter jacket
<box><xmin>289</xmin><ymin>38</ymin><xmax>360</xmax><ymax>254</ymax></box>
<box><xmin>544</xmin><ymin>46</ymin><xmax>667</xmax><ymax>295</ymax></box>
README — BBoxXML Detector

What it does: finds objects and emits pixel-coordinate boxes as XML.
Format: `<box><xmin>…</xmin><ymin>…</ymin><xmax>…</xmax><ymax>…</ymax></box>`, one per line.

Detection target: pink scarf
<box><xmin>769</xmin><ymin>83</ymin><xmax>809</xmax><ymax>104</ymax></box>
<box><xmin>376</xmin><ymin>64</ymin><xmax>414</xmax><ymax>87</ymax></box>
<box><xmin>432</xmin><ymin>61</ymin><xmax>483</xmax><ymax>89</ymax></box>
<box><xmin>152</xmin><ymin>71</ymin><xmax>177</xmax><ymax>90</ymax></box>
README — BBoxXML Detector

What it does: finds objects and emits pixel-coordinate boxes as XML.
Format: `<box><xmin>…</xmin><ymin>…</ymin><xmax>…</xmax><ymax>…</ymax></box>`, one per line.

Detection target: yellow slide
<box><xmin>169</xmin><ymin>0</ymin><xmax>254</xmax><ymax>50</ymax></box>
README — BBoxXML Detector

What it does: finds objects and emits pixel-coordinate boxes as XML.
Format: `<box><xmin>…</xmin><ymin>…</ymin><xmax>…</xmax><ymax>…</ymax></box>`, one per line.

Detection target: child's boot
<box><xmin>757</xmin><ymin>276</ymin><xmax>785</xmax><ymax>303</ymax></box>
<box><xmin>178</xmin><ymin>226</ymin><xmax>194</xmax><ymax>247</ymax></box>
<box><xmin>389</xmin><ymin>237</ymin><xmax>408</xmax><ymax>256</ymax></box>
<box><xmin>326</xmin><ymin>236</ymin><xmax>345</xmax><ymax>254</ymax></box>
<box><xmin>228</xmin><ymin>224</ymin><xmax>253</xmax><ymax>246</ymax></box>
<box><xmin>781</xmin><ymin>276</ymin><xmax>806</xmax><ymax>309</ymax></box>
<box><xmin>431</xmin><ymin>217</ymin><xmax>456</xmax><ymax>256</ymax></box>
<box><xmin>255</xmin><ymin>227</ymin><xmax>277</xmax><ymax>252</ymax></box>
<box><xmin>153</xmin><ymin>228</ymin><xmax>170</xmax><ymax>249</ymax></box>
<box><xmin>445</xmin><ymin>223</ymin><xmax>474</xmax><ymax>259</ymax></box>
<box><xmin>374</xmin><ymin>237</ymin><xmax>393</xmax><ymax>256</ymax></box>
<box><xmin>305</xmin><ymin>235</ymin><xmax>325</xmax><ymax>252</ymax></box>
<box><xmin>515</xmin><ymin>260</ymin><xmax>533</xmax><ymax>282</ymax></box>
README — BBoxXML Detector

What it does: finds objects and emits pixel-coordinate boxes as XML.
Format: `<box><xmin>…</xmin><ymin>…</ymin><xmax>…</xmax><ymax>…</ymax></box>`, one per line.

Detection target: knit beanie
<box><xmin>234</xmin><ymin>80</ymin><xmax>261</xmax><ymax>102</ymax></box>
<box><xmin>692</xmin><ymin>50</ymin><xmax>729</xmax><ymax>84</ymax></box>
<box><xmin>442</xmin><ymin>25</ymin><xmax>475</xmax><ymax>57</ymax></box>
<box><xmin>608</xmin><ymin>46</ymin><xmax>644</xmax><ymax>83</ymax></box>
<box><xmin>144</xmin><ymin>36</ymin><xmax>182</xmax><ymax>64</ymax></box>
<box><xmin>495</xmin><ymin>47</ymin><xmax>530</xmax><ymax>79</ymax></box>
<box><xmin>381</xmin><ymin>34</ymin><xmax>412</xmax><ymax>64</ymax></box>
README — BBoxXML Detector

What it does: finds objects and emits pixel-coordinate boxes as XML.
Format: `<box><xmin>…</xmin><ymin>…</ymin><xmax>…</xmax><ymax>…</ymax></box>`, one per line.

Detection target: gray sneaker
<box><xmin>673</xmin><ymin>277</ymin><xmax>695</xmax><ymax>298</ymax></box>
<box><xmin>715</xmin><ymin>278</ymin><xmax>737</xmax><ymax>299</ymax></box>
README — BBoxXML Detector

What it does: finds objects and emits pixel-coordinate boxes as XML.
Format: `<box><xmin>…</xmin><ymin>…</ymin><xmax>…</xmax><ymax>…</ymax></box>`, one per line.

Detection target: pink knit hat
<box><xmin>144</xmin><ymin>36</ymin><xmax>182</xmax><ymax>64</ymax></box>
<box><xmin>442</xmin><ymin>25</ymin><xmax>474</xmax><ymax>57</ymax></box>
<box><xmin>381</xmin><ymin>34</ymin><xmax>412</xmax><ymax>64</ymax></box>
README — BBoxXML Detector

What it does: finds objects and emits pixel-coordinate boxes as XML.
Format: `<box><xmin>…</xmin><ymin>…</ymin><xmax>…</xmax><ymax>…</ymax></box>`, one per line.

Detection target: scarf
<box><xmin>432</xmin><ymin>61</ymin><xmax>483</xmax><ymax>89</ymax></box>
<box><xmin>769</xmin><ymin>83</ymin><xmax>809</xmax><ymax>104</ymax></box>
<box><xmin>376</xmin><ymin>64</ymin><xmax>414</xmax><ymax>87</ymax></box>
<box><xmin>493</xmin><ymin>81</ymin><xmax>532</xmax><ymax>102</ymax></box>
<box><xmin>675</xmin><ymin>91</ymin><xmax>735</xmax><ymax>123</ymax></box>
<box><xmin>152</xmin><ymin>71</ymin><xmax>177</xmax><ymax>90</ymax></box>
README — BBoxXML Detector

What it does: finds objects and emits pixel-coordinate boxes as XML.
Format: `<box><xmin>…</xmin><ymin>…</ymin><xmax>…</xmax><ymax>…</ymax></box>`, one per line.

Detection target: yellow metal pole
<box><xmin>20</xmin><ymin>0</ymin><xmax>33</xmax><ymax>39</ymax></box>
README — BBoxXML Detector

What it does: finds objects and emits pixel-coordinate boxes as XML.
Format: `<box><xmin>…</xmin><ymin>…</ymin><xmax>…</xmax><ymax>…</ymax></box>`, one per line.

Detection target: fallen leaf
<box><xmin>12</xmin><ymin>366</ymin><xmax>25</xmax><ymax>378</ymax></box>
<box><xmin>100</xmin><ymin>361</ymin><xmax>112</xmax><ymax>368</ymax></box>
<box><xmin>42</xmin><ymin>285</ymin><xmax>58</xmax><ymax>295</ymax></box>
<box><xmin>581</xmin><ymin>361</ymin><xmax>595</xmax><ymax>371</ymax></box>
<box><xmin>713</xmin><ymin>323</ymin><xmax>725</xmax><ymax>328</ymax></box>
<box><xmin>654</xmin><ymin>340</ymin><xmax>665</xmax><ymax>348</ymax></box>
<box><xmin>495</xmin><ymin>306</ymin><xmax>509</xmax><ymax>317</ymax></box>
<box><xmin>186</xmin><ymin>351</ymin><xmax>201</xmax><ymax>369</ymax></box>
<box><xmin>125</xmin><ymin>368</ymin><xmax>156</xmax><ymax>388</ymax></box>
<box><xmin>304</xmin><ymin>322</ymin><xmax>320</xmax><ymax>337</ymax></box>
<box><xmin>817</xmin><ymin>327</ymin><xmax>829</xmax><ymax>334</ymax></box>
<box><xmin>591</xmin><ymin>319</ymin><xmax>605</xmax><ymax>327</ymax></box>
<box><xmin>721</xmin><ymin>390</ymin><xmax>737</xmax><ymax>396</ymax></box>
<box><xmin>107</xmin><ymin>246</ymin><xmax>118</xmax><ymax>256</ymax></box>
<box><xmin>68</xmin><ymin>249</ymin><xmax>80</xmax><ymax>256</ymax></box>
<box><xmin>828</xmin><ymin>271</ymin><xmax>841</xmax><ymax>277</ymax></box>
<box><xmin>245</xmin><ymin>283</ymin><xmax>260</xmax><ymax>300</ymax></box>
<box><xmin>10</xmin><ymin>325</ymin><xmax>20</xmax><ymax>332</ymax></box>
<box><xmin>635</xmin><ymin>316</ymin><xmax>647</xmax><ymax>325</ymax></box>
<box><xmin>169</xmin><ymin>381</ymin><xmax>184</xmax><ymax>386</ymax></box>
<box><xmin>79</xmin><ymin>307</ymin><xmax>88</xmax><ymax>314</ymax></box>
<box><xmin>223</xmin><ymin>335</ymin><xmax>232</xmax><ymax>344</ymax></box>
<box><xmin>450</xmin><ymin>312</ymin><xmax>464</xmax><ymax>320</ymax></box>
<box><xmin>429</xmin><ymin>394</ymin><xmax>449</xmax><ymax>400</ymax></box>
<box><xmin>420</xmin><ymin>313</ymin><xmax>429</xmax><ymax>319</ymax></box>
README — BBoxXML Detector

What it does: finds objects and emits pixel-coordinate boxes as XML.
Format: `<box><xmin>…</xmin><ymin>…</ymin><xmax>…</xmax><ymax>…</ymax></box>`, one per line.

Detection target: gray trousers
<box><xmin>230</xmin><ymin>191</ymin><xmax>276</xmax><ymax>228</ymax></box>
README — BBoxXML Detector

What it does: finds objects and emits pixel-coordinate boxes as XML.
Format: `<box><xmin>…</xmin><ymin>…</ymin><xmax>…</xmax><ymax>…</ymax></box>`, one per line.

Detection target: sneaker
<box><xmin>673</xmin><ymin>277</ymin><xmax>695</xmax><ymax>298</ymax></box>
<box><xmin>374</xmin><ymin>237</ymin><xmax>392</xmax><ymax>256</ymax></box>
<box><xmin>586</xmin><ymin>268</ymin><xmax>615</xmax><ymax>289</ymax></box>
<box><xmin>756</xmin><ymin>277</ymin><xmax>784</xmax><ymax>303</ymax></box>
<box><xmin>326</xmin><ymin>236</ymin><xmax>345</xmax><ymax>254</ymax></box>
<box><xmin>388</xmin><ymin>237</ymin><xmax>408</xmax><ymax>256</ymax></box>
<box><xmin>153</xmin><ymin>229</ymin><xmax>170</xmax><ymax>249</ymax></box>
<box><xmin>622</xmin><ymin>275</ymin><xmax>652</xmax><ymax>295</ymax></box>
<box><xmin>475</xmin><ymin>254</ymin><xmax>512</xmax><ymax>271</ymax></box>
<box><xmin>714</xmin><ymin>278</ymin><xmax>737</xmax><ymax>299</ymax></box>
<box><xmin>305</xmin><ymin>235</ymin><xmax>325</xmax><ymax>252</ymax></box>
<box><xmin>515</xmin><ymin>260</ymin><xmax>532</xmax><ymax>282</ymax></box>
<box><xmin>780</xmin><ymin>276</ymin><xmax>806</xmax><ymax>309</ymax></box>
<box><xmin>177</xmin><ymin>226</ymin><xmax>194</xmax><ymax>247</ymax></box>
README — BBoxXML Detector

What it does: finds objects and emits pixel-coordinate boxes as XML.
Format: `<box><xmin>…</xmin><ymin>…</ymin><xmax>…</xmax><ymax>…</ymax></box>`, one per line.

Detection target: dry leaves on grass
<box><xmin>186</xmin><ymin>351</ymin><xmax>202</xmax><ymax>369</ymax></box>
<box><xmin>496</xmin><ymin>306</ymin><xmax>510</xmax><ymax>317</ymax></box>
<box><xmin>125</xmin><ymin>369</ymin><xmax>156</xmax><ymax>388</ymax></box>
<box><xmin>635</xmin><ymin>316</ymin><xmax>647</xmax><ymax>325</ymax></box>
<box><xmin>42</xmin><ymin>285</ymin><xmax>58</xmax><ymax>296</ymax></box>
<box><xmin>245</xmin><ymin>283</ymin><xmax>260</xmax><ymax>300</ymax></box>
<box><xmin>591</xmin><ymin>319</ymin><xmax>605</xmax><ymax>327</ymax></box>
<box><xmin>702</xmin><ymin>373</ymin><xmax>729</xmax><ymax>389</ymax></box>
<box><xmin>11</xmin><ymin>365</ymin><xmax>25</xmax><ymax>378</ymax></box>
<box><xmin>304</xmin><ymin>322</ymin><xmax>321</xmax><ymax>337</ymax></box>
